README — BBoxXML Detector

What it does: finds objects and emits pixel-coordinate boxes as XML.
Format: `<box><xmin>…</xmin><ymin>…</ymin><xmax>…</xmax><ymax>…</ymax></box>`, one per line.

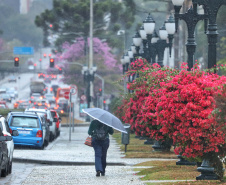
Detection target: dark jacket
<box><xmin>88</xmin><ymin>120</ymin><xmax>114</xmax><ymax>139</ymax></box>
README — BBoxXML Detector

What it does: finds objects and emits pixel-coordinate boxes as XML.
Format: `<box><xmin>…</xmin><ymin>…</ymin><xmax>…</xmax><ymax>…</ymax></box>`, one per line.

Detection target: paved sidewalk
<box><xmin>13</xmin><ymin>124</ymin><xmax>155</xmax><ymax>185</ymax></box>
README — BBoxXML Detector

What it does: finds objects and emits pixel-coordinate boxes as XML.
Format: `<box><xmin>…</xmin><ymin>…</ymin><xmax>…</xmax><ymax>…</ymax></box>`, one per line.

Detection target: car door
<box><xmin>2</xmin><ymin>120</ymin><xmax>14</xmax><ymax>161</ymax></box>
<box><xmin>40</xmin><ymin>116</ymin><xmax>46</xmax><ymax>142</ymax></box>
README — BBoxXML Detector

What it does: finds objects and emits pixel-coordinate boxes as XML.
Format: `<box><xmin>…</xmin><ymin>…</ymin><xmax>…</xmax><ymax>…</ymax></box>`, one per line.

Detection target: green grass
<box><xmin>112</xmin><ymin>131</ymin><xmax>226</xmax><ymax>184</ymax></box>
<box><xmin>112</xmin><ymin>131</ymin><xmax>177</xmax><ymax>159</ymax></box>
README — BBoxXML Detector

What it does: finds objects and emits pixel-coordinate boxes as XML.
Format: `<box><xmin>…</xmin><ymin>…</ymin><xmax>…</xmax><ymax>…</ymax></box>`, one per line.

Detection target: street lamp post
<box><xmin>150</xmin><ymin>30</ymin><xmax>159</xmax><ymax>63</ymax></box>
<box><xmin>132</xmin><ymin>31</ymin><xmax>142</xmax><ymax>58</ymax></box>
<box><xmin>143</xmin><ymin>13</ymin><xmax>156</xmax><ymax>63</ymax></box>
<box><xmin>139</xmin><ymin>26</ymin><xmax>148</xmax><ymax>60</ymax></box>
<box><xmin>193</xmin><ymin>0</ymin><xmax>226</xmax><ymax>69</ymax></box>
<box><xmin>172</xmin><ymin>0</ymin><xmax>206</xmax><ymax>70</ymax></box>
<box><xmin>81</xmin><ymin>65</ymin><xmax>97</xmax><ymax>110</ymax></box>
<box><xmin>156</xmin><ymin>20</ymin><xmax>175</xmax><ymax>67</ymax></box>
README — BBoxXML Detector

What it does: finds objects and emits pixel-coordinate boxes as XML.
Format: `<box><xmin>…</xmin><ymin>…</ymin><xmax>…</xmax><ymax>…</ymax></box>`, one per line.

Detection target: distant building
<box><xmin>20</xmin><ymin>0</ymin><xmax>31</xmax><ymax>14</ymax></box>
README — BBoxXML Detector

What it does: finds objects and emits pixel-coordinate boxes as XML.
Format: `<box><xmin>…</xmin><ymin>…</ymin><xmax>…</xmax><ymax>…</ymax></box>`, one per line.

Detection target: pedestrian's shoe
<box><xmin>101</xmin><ymin>172</ymin><xmax>105</xmax><ymax>176</ymax></box>
<box><xmin>96</xmin><ymin>171</ymin><xmax>101</xmax><ymax>177</ymax></box>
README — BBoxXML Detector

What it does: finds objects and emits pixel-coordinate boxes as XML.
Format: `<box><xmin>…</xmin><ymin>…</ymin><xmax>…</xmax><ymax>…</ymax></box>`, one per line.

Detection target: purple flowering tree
<box><xmin>50</xmin><ymin>37</ymin><xmax>122</xmax><ymax>96</ymax></box>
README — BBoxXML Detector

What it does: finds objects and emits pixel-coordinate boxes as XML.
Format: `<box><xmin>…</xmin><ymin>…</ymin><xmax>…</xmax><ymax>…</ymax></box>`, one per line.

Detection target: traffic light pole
<box><xmin>95</xmin><ymin>73</ymin><xmax>104</xmax><ymax>109</ymax></box>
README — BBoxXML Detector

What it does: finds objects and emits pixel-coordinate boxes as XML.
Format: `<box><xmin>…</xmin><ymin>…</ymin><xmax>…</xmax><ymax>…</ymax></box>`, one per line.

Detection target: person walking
<box><xmin>88</xmin><ymin>119</ymin><xmax>114</xmax><ymax>177</ymax></box>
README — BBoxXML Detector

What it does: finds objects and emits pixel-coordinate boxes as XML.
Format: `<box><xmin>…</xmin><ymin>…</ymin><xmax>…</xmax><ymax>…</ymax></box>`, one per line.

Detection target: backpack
<box><xmin>95</xmin><ymin>125</ymin><xmax>107</xmax><ymax>140</ymax></box>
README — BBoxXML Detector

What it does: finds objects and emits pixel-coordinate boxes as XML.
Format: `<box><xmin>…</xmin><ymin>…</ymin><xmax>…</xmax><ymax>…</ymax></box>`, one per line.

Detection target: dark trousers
<box><xmin>92</xmin><ymin>138</ymin><xmax>109</xmax><ymax>173</ymax></box>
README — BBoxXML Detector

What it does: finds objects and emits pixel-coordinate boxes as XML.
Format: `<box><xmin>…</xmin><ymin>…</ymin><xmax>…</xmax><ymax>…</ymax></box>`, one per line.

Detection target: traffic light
<box><xmin>98</xmin><ymin>88</ymin><xmax>102</xmax><ymax>96</ymax></box>
<box><xmin>50</xmin><ymin>58</ymin><xmax>54</xmax><ymax>68</ymax></box>
<box><xmin>14</xmin><ymin>57</ymin><xmax>19</xmax><ymax>67</ymax></box>
<box><xmin>103</xmin><ymin>100</ymin><xmax>106</xmax><ymax>104</ymax></box>
<box><xmin>43</xmin><ymin>53</ymin><xmax>47</xmax><ymax>58</ymax></box>
<box><xmin>59</xmin><ymin>67</ymin><xmax>62</xmax><ymax>74</ymax></box>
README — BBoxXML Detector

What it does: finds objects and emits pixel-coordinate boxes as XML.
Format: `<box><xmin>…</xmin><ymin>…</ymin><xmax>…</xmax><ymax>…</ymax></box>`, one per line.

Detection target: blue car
<box><xmin>7</xmin><ymin>112</ymin><xmax>46</xmax><ymax>149</ymax></box>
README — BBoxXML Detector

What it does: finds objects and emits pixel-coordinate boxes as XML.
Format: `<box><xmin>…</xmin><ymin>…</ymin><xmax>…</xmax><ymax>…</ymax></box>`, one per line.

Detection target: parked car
<box><xmin>1</xmin><ymin>94</ymin><xmax>11</xmax><ymax>103</ymax></box>
<box><xmin>0</xmin><ymin>129</ymin><xmax>12</xmax><ymax>177</ymax></box>
<box><xmin>0</xmin><ymin>116</ymin><xmax>18</xmax><ymax>176</ymax></box>
<box><xmin>7</xmin><ymin>87</ymin><xmax>18</xmax><ymax>99</ymax></box>
<box><xmin>50</xmin><ymin>110</ymin><xmax>61</xmax><ymax>137</ymax></box>
<box><xmin>0</xmin><ymin>101</ymin><xmax>8</xmax><ymax>109</ymax></box>
<box><xmin>44</xmin><ymin>93</ymin><xmax>55</xmax><ymax>104</ymax></box>
<box><xmin>25</xmin><ymin>109</ymin><xmax>57</xmax><ymax>141</ymax></box>
<box><xmin>38</xmin><ymin>114</ymin><xmax>50</xmax><ymax>146</ymax></box>
<box><xmin>18</xmin><ymin>102</ymin><xmax>29</xmax><ymax>109</ymax></box>
<box><xmin>7</xmin><ymin>112</ymin><xmax>46</xmax><ymax>149</ymax></box>
<box><xmin>8</xmin><ymin>76</ymin><xmax>17</xmax><ymax>83</ymax></box>
<box><xmin>30</xmin><ymin>93</ymin><xmax>43</xmax><ymax>103</ymax></box>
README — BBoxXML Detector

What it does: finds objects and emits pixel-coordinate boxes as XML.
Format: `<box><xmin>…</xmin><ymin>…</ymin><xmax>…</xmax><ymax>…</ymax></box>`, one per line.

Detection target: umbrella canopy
<box><xmin>82</xmin><ymin>108</ymin><xmax>127</xmax><ymax>133</ymax></box>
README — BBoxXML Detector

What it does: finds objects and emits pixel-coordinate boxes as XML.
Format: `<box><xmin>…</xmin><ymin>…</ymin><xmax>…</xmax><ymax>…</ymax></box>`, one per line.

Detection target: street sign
<box><xmin>81</xmin><ymin>95</ymin><xmax>86</xmax><ymax>101</ymax></box>
<box><xmin>13</xmin><ymin>47</ymin><xmax>34</xmax><ymax>55</ymax></box>
<box><xmin>70</xmin><ymin>85</ymin><xmax>78</xmax><ymax>95</ymax></box>
<box><xmin>64</xmin><ymin>91</ymin><xmax>70</xmax><ymax>99</ymax></box>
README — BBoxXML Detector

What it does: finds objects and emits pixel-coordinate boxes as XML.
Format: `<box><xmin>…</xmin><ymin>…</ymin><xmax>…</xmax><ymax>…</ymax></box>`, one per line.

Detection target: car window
<box><xmin>0</xmin><ymin>121</ymin><xmax>3</xmax><ymax>131</ymax></box>
<box><xmin>4</xmin><ymin>120</ymin><xmax>10</xmax><ymax>133</ymax></box>
<box><xmin>10</xmin><ymin>117</ymin><xmax>39</xmax><ymax>128</ymax></box>
<box><xmin>0</xmin><ymin>127</ymin><xmax>3</xmax><ymax>136</ymax></box>
<box><xmin>51</xmin><ymin>111</ymin><xmax>56</xmax><ymax>118</ymax></box>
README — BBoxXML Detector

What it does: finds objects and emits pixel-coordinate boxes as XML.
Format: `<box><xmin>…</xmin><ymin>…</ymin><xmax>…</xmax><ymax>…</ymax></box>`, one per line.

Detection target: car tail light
<box><xmin>36</xmin><ymin>130</ymin><xmax>42</xmax><ymax>137</ymax></box>
<box><xmin>31</xmin><ymin>96</ymin><xmax>34</xmax><ymax>99</ymax></box>
<box><xmin>4</xmin><ymin>134</ymin><xmax>7</xmax><ymax>136</ymax></box>
<box><xmin>50</xmin><ymin>88</ymin><xmax>53</xmax><ymax>91</ymax></box>
<box><xmin>38</xmin><ymin>103</ymin><xmax>42</xmax><ymax>106</ymax></box>
<box><xmin>9</xmin><ymin>128</ymin><xmax>12</xmax><ymax>134</ymax></box>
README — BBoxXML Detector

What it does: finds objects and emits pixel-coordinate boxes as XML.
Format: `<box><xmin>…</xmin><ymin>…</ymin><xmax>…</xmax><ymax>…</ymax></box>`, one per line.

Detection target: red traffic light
<box><xmin>99</xmin><ymin>88</ymin><xmax>102</xmax><ymax>92</ymax></box>
<box><xmin>14</xmin><ymin>57</ymin><xmax>19</xmax><ymax>67</ymax></box>
<box><xmin>43</xmin><ymin>53</ymin><xmax>47</xmax><ymax>57</ymax></box>
<box><xmin>50</xmin><ymin>58</ymin><xmax>54</xmax><ymax>68</ymax></box>
<box><xmin>103</xmin><ymin>100</ymin><xmax>106</xmax><ymax>104</ymax></box>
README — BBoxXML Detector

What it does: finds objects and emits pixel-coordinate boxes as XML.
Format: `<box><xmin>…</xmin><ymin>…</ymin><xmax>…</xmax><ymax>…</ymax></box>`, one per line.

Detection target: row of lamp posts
<box><xmin>120</xmin><ymin>0</ymin><xmax>226</xmax><ymax>181</ymax></box>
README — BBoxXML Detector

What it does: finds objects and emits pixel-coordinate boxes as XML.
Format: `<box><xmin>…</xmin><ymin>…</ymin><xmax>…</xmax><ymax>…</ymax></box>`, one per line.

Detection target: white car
<box><xmin>25</xmin><ymin>108</ymin><xmax>57</xmax><ymax>141</ymax></box>
<box><xmin>0</xmin><ymin>116</ymin><xmax>18</xmax><ymax>174</ymax></box>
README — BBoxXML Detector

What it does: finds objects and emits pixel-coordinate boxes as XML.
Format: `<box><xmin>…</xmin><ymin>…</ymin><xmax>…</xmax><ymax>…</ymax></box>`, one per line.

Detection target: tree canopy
<box><xmin>35</xmin><ymin>0</ymin><xmax>136</xmax><ymax>50</ymax></box>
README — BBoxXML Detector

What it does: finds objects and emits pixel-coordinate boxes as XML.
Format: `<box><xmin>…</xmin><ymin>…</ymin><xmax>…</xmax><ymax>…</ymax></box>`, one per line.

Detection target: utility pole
<box><xmin>89</xmin><ymin>0</ymin><xmax>94</xmax><ymax>108</ymax></box>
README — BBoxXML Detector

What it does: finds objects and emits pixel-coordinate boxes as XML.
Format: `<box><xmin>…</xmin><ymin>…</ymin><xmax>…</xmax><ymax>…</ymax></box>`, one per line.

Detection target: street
<box><xmin>0</xmin><ymin>126</ymin><xmax>146</xmax><ymax>185</ymax></box>
<box><xmin>0</xmin><ymin>163</ymin><xmax>41</xmax><ymax>185</ymax></box>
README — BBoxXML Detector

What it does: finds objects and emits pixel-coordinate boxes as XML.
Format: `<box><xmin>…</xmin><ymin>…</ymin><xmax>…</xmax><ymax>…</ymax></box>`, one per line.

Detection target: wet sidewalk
<box><xmin>13</xmin><ymin>124</ymin><xmax>154</xmax><ymax>185</ymax></box>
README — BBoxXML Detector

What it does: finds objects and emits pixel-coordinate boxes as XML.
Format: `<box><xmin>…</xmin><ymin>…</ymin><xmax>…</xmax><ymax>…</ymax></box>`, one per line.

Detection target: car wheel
<box><xmin>1</xmin><ymin>162</ymin><xmax>8</xmax><ymax>177</ymax></box>
<box><xmin>1</xmin><ymin>151</ymin><xmax>9</xmax><ymax>177</ymax></box>
<box><xmin>49</xmin><ymin>132</ymin><xmax>53</xmax><ymax>142</ymax></box>
<box><xmin>44</xmin><ymin>139</ymin><xmax>49</xmax><ymax>147</ymax></box>
<box><xmin>39</xmin><ymin>144</ymin><xmax>44</xmax><ymax>150</ymax></box>
<box><xmin>8</xmin><ymin>161</ymin><xmax>12</xmax><ymax>174</ymax></box>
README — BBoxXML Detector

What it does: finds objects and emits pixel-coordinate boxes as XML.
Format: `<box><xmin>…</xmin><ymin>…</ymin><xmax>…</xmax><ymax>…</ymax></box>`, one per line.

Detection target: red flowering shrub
<box><xmin>123</xmin><ymin>60</ymin><xmax>179</xmax><ymax>139</ymax></box>
<box><xmin>156</xmin><ymin>65</ymin><xmax>226</xmax><ymax>159</ymax></box>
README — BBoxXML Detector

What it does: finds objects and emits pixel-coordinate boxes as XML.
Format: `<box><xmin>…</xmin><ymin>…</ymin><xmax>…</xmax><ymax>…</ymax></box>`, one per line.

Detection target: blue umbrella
<box><xmin>82</xmin><ymin>108</ymin><xmax>127</xmax><ymax>133</ymax></box>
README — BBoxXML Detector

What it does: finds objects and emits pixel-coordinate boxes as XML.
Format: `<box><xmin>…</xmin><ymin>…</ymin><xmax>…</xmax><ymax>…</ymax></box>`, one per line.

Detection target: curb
<box><xmin>61</xmin><ymin>123</ymin><xmax>90</xmax><ymax>127</ymax></box>
<box><xmin>13</xmin><ymin>158</ymin><xmax>127</xmax><ymax>166</ymax></box>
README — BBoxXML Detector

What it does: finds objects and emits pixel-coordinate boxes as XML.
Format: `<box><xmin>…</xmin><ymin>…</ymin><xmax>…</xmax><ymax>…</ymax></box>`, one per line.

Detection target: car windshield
<box><xmin>10</xmin><ymin>116</ymin><xmax>39</xmax><ymax>128</ymax></box>
<box><xmin>45</xmin><ymin>94</ymin><xmax>54</xmax><ymax>98</ymax></box>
